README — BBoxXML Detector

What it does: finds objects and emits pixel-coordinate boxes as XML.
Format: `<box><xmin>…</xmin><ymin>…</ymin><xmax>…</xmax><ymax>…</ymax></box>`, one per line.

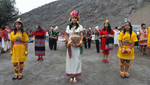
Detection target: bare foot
<box><xmin>72</xmin><ymin>77</ymin><xmax>78</xmax><ymax>84</ymax></box>
<box><xmin>69</xmin><ymin>77</ymin><xmax>73</xmax><ymax>83</ymax></box>
<box><xmin>141</xmin><ymin>53</ymin><xmax>143</xmax><ymax>56</ymax></box>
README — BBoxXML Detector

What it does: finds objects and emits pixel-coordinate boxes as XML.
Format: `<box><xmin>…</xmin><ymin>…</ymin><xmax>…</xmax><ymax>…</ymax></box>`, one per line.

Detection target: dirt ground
<box><xmin>0</xmin><ymin>42</ymin><xmax>150</xmax><ymax>85</ymax></box>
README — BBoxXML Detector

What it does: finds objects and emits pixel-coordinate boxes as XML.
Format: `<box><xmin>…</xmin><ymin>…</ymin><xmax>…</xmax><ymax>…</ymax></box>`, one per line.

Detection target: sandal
<box><xmin>69</xmin><ymin>77</ymin><xmax>73</xmax><ymax>83</ymax></box>
<box><xmin>72</xmin><ymin>77</ymin><xmax>78</xmax><ymax>84</ymax></box>
<box><xmin>18</xmin><ymin>73</ymin><xmax>23</xmax><ymax>80</ymax></box>
<box><xmin>41</xmin><ymin>57</ymin><xmax>44</xmax><ymax>61</ymax></box>
<box><xmin>102</xmin><ymin>59</ymin><xmax>105</xmax><ymax>63</ymax></box>
<box><xmin>37</xmin><ymin>57</ymin><xmax>40</xmax><ymax>61</ymax></box>
<box><xmin>12</xmin><ymin>73</ymin><xmax>18</xmax><ymax>80</ymax></box>
<box><xmin>105</xmin><ymin>59</ymin><xmax>109</xmax><ymax>63</ymax></box>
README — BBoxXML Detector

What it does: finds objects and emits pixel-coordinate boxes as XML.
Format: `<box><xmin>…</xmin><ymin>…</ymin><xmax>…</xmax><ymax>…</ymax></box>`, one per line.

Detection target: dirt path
<box><xmin>0</xmin><ymin>42</ymin><xmax>150</xmax><ymax>85</ymax></box>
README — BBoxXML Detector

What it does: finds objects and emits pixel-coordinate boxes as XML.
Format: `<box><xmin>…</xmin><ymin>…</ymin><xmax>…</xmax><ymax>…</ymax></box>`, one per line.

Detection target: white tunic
<box><xmin>65</xmin><ymin>25</ymin><xmax>83</xmax><ymax>76</ymax></box>
<box><xmin>114</xmin><ymin>30</ymin><xmax>120</xmax><ymax>45</ymax></box>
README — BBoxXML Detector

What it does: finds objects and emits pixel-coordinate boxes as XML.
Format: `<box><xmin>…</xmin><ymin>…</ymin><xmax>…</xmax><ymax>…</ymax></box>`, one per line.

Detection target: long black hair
<box><xmin>69</xmin><ymin>17</ymin><xmax>79</xmax><ymax>30</ymax></box>
<box><xmin>1</xmin><ymin>26</ymin><xmax>5</xmax><ymax>30</ymax></box>
<box><xmin>103</xmin><ymin>22</ymin><xmax>111</xmax><ymax>33</ymax></box>
<box><xmin>14</xmin><ymin>22</ymin><xmax>24</xmax><ymax>35</ymax></box>
<box><xmin>123</xmin><ymin>22</ymin><xmax>132</xmax><ymax>37</ymax></box>
<box><xmin>69</xmin><ymin>22</ymin><xmax>79</xmax><ymax>30</ymax></box>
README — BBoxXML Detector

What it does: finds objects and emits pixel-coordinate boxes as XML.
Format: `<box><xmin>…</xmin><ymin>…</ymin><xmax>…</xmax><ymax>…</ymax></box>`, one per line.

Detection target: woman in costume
<box><xmin>9</xmin><ymin>18</ymin><xmax>29</xmax><ymax>80</ymax></box>
<box><xmin>65</xmin><ymin>10</ymin><xmax>83</xmax><ymax>84</ymax></box>
<box><xmin>1</xmin><ymin>26</ymin><xmax>8</xmax><ymax>53</ymax></box>
<box><xmin>147</xmin><ymin>27</ymin><xmax>150</xmax><ymax>58</ymax></box>
<box><xmin>87</xmin><ymin>28</ymin><xmax>92</xmax><ymax>48</ymax></box>
<box><xmin>48</xmin><ymin>27</ymin><xmax>53</xmax><ymax>50</ymax></box>
<box><xmin>83</xmin><ymin>28</ymin><xmax>87</xmax><ymax>49</ymax></box>
<box><xmin>95</xmin><ymin>26</ymin><xmax>100</xmax><ymax>53</ymax></box>
<box><xmin>114</xmin><ymin>27</ymin><xmax>120</xmax><ymax>48</ymax></box>
<box><xmin>117</xmin><ymin>20</ymin><xmax>138</xmax><ymax>78</ymax></box>
<box><xmin>33</xmin><ymin>25</ymin><xmax>46</xmax><ymax>61</ymax></box>
<box><xmin>99</xmin><ymin>20</ymin><xmax>114</xmax><ymax>63</ymax></box>
<box><xmin>139</xmin><ymin>23</ymin><xmax>148</xmax><ymax>55</ymax></box>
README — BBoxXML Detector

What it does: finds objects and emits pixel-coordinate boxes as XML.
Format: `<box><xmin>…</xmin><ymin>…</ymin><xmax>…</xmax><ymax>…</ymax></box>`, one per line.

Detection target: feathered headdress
<box><xmin>105</xmin><ymin>20</ymin><xmax>109</xmax><ymax>23</ymax></box>
<box><xmin>125</xmin><ymin>18</ymin><xmax>130</xmax><ymax>23</ymax></box>
<box><xmin>36</xmin><ymin>25</ymin><xmax>40</xmax><ymax>29</ymax></box>
<box><xmin>15</xmin><ymin>18</ymin><xmax>22</xmax><ymax>23</ymax></box>
<box><xmin>69</xmin><ymin>10</ymin><xmax>80</xmax><ymax>24</ymax></box>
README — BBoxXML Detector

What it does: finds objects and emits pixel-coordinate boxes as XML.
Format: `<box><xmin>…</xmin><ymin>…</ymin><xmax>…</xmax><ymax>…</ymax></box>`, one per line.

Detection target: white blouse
<box><xmin>66</xmin><ymin>24</ymin><xmax>83</xmax><ymax>40</ymax></box>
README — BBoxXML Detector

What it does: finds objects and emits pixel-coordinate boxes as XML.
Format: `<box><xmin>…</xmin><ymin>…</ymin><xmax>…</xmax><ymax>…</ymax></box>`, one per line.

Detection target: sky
<box><xmin>15</xmin><ymin>0</ymin><xmax>57</xmax><ymax>14</ymax></box>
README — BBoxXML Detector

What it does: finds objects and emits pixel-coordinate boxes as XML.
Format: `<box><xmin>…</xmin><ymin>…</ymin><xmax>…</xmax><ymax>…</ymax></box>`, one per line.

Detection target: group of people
<box><xmin>47</xmin><ymin>26</ymin><xmax>59</xmax><ymax>51</ymax></box>
<box><xmin>65</xmin><ymin>11</ymin><xmax>138</xmax><ymax>83</ymax></box>
<box><xmin>0</xmin><ymin>26</ymin><xmax>13</xmax><ymax>54</ymax></box>
<box><xmin>1</xmin><ymin>10</ymin><xmax>150</xmax><ymax>84</ymax></box>
<box><xmin>82</xmin><ymin>27</ymin><xmax>101</xmax><ymax>53</ymax></box>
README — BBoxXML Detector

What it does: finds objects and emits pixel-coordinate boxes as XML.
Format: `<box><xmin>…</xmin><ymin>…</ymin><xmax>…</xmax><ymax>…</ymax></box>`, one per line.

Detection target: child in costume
<box><xmin>147</xmin><ymin>27</ymin><xmax>150</xmax><ymax>58</ymax></box>
<box><xmin>117</xmin><ymin>20</ymin><xmax>138</xmax><ymax>78</ymax></box>
<box><xmin>33</xmin><ymin>25</ymin><xmax>46</xmax><ymax>61</ymax></box>
<box><xmin>9</xmin><ymin>18</ymin><xmax>29</xmax><ymax>80</ymax></box>
<box><xmin>1</xmin><ymin>26</ymin><xmax>8</xmax><ymax>53</ymax></box>
<box><xmin>87</xmin><ymin>28</ymin><xmax>92</xmax><ymax>48</ymax></box>
<box><xmin>139</xmin><ymin>23</ymin><xmax>148</xmax><ymax>55</ymax></box>
<box><xmin>83</xmin><ymin>28</ymin><xmax>87</xmax><ymax>49</ymax></box>
<box><xmin>5</xmin><ymin>26</ymin><xmax>11</xmax><ymax>50</ymax></box>
<box><xmin>65</xmin><ymin>10</ymin><xmax>83</xmax><ymax>84</ymax></box>
<box><xmin>48</xmin><ymin>27</ymin><xmax>53</xmax><ymax>50</ymax></box>
<box><xmin>95</xmin><ymin>26</ymin><xmax>100</xmax><ymax>53</ymax></box>
<box><xmin>51</xmin><ymin>26</ymin><xmax>59</xmax><ymax>50</ymax></box>
<box><xmin>99</xmin><ymin>20</ymin><xmax>114</xmax><ymax>63</ymax></box>
<box><xmin>114</xmin><ymin>27</ymin><xmax>120</xmax><ymax>48</ymax></box>
<box><xmin>0</xmin><ymin>28</ymin><xmax>2</xmax><ymax>54</ymax></box>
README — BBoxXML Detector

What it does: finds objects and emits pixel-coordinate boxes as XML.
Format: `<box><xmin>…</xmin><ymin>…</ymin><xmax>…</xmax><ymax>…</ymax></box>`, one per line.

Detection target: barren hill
<box><xmin>17</xmin><ymin>0</ymin><xmax>150</xmax><ymax>32</ymax></box>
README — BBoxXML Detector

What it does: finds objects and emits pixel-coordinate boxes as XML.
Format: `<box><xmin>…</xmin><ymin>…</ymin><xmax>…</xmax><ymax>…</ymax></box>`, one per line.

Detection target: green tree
<box><xmin>0</xmin><ymin>0</ymin><xmax>19</xmax><ymax>27</ymax></box>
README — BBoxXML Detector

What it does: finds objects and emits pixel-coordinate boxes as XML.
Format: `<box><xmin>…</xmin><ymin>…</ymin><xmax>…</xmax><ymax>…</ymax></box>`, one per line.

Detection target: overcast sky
<box><xmin>15</xmin><ymin>0</ymin><xmax>57</xmax><ymax>14</ymax></box>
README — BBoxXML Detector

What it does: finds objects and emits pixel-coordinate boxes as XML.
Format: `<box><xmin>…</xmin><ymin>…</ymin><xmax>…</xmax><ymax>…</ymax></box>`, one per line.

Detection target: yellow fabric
<box><xmin>147</xmin><ymin>27</ymin><xmax>150</xmax><ymax>47</ymax></box>
<box><xmin>117</xmin><ymin>32</ymin><xmax>138</xmax><ymax>60</ymax></box>
<box><xmin>18</xmin><ymin>73</ymin><xmax>23</xmax><ymax>76</ymax></box>
<box><xmin>80</xmin><ymin>40</ymin><xmax>83</xmax><ymax>46</ymax></box>
<box><xmin>19</xmin><ymin>64</ymin><xmax>25</xmax><ymax>69</ymax></box>
<box><xmin>125</xmin><ymin>62</ymin><xmax>131</xmax><ymax>66</ymax></box>
<box><xmin>124</xmin><ymin>72</ymin><xmax>129</xmax><ymax>76</ymax></box>
<box><xmin>9</xmin><ymin>31</ymin><xmax>29</xmax><ymax>63</ymax></box>
<box><xmin>12</xmin><ymin>66</ymin><xmax>19</xmax><ymax>71</ymax></box>
<box><xmin>15</xmin><ymin>73</ymin><xmax>19</xmax><ymax>76</ymax></box>
<box><xmin>119</xmin><ymin>62</ymin><xmax>124</xmax><ymax>66</ymax></box>
<box><xmin>120</xmin><ymin>72</ymin><xmax>124</xmax><ymax>76</ymax></box>
<box><xmin>67</xmin><ymin>40</ymin><xmax>72</xmax><ymax>46</ymax></box>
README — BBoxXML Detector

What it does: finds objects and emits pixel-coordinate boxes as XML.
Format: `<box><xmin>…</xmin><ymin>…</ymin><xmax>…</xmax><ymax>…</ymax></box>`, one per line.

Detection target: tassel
<box><xmin>80</xmin><ymin>46</ymin><xmax>83</xmax><ymax>54</ymax></box>
<box><xmin>70</xmin><ymin>21</ymin><xmax>72</xmax><ymax>23</ymax></box>
<box><xmin>68</xmin><ymin>46</ymin><xmax>72</xmax><ymax>59</ymax></box>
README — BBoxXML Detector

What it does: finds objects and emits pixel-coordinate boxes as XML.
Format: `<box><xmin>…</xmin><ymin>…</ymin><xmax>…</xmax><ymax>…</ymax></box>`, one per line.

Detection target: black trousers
<box><xmin>51</xmin><ymin>39</ymin><xmax>57</xmax><ymax>50</ymax></box>
<box><xmin>83</xmin><ymin>38</ymin><xmax>87</xmax><ymax>49</ymax></box>
<box><xmin>95</xmin><ymin>40</ymin><xmax>100</xmax><ymax>53</ymax></box>
<box><xmin>49</xmin><ymin>38</ymin><xmax>52</xmax><ymax>50</ymax></box>
<box><xmin>88</xmin><ymin>39</ymin><xmax>91</xmax><ymax>48</ymax></box>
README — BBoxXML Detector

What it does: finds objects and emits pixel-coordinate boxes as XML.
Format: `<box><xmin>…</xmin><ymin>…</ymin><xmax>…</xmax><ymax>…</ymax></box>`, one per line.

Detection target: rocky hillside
<box><xmin>16</xmin><ymin>0</ymin><xmax>150</xmax><ymax>32</ymax></box>
<box><xmin>129</xmin><ymin>4</ymin><xmax>150</xmax><ymax>27</ymax></box>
